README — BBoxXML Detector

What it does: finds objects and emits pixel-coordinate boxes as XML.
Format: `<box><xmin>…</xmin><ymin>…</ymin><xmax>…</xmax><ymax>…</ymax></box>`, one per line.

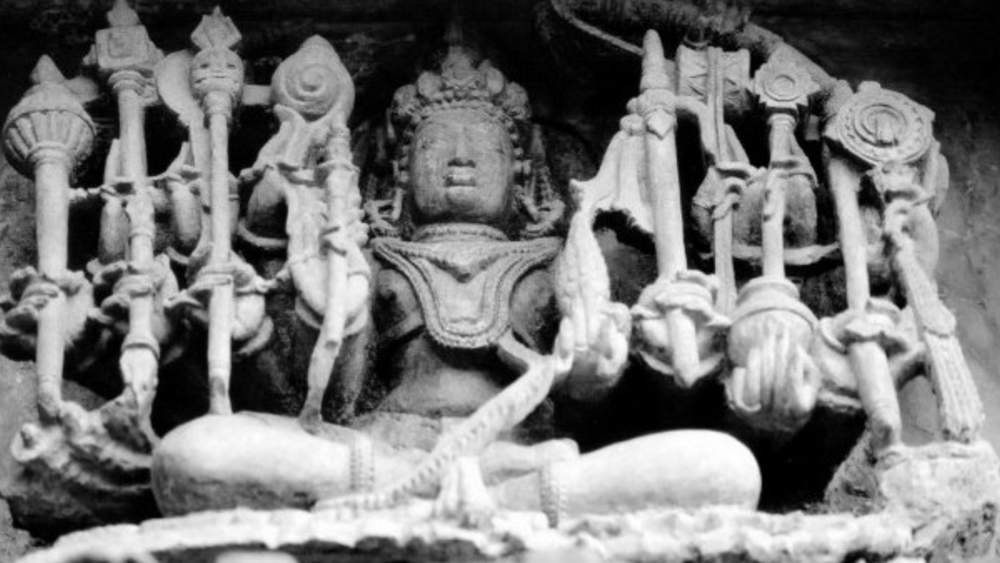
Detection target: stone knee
<box><xmin>152</xmin><ymin>413</ymin><xmax>357</xmax><ymax>515</ymax></box>
<box><xmin>493</xmin><ymin>430</ymin><xmax>761</xmax><ymax>524</ymax></box>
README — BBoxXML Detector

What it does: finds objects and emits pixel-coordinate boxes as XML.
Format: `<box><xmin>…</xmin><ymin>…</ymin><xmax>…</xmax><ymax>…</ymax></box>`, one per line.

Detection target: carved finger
<box><xmin>570</xmin><ymin>298</ymin><xmax>588</xmax><ymax>352</ymax></box>
<box><xmin>727</xmin><ymin>367</ymin><xmax>759</xmax><ymax>413</ymax></box>
<box><xmin>757</xmin><ymin>335</ymin><xmax>777</xmax><ymax>412</ymax></box>
<box><xmin>586</xmin><ymin>294</ymin><xmax>603</xmax><ymax>346</ymax></box>
<box><xmin>771</xmin><ymin>327</ymin><xmax>795</xmax><ymax>410</ymax></box>
<box><xmin>743</xmin><ymin>346</ymin><xmax>763</xmax><ymax>410</ymax></box>
<box><xmin>596</xmin><ymin>315</ymin><xmax>628</xmax><ymax>379</ymax></box>
<box><xmin>791</xmin><ymin>348</ymin><xmax>819</xmax><ymax>415</ymax></box>
<box><xmin>594</xmin><ymin>313</ymin><xmax>616</xmax><ymax>358</ymax></box>
<box><xmin>605</xmin><ymin>302</ymin><xmax>632</xmax><ymax>335</ymax></box>
<box><xmin>5</xmin><ymin>303</ymin><xmax>40</xmax><ymax>333</ymax></box>
<box><xmin>773</xmin><ymin>338</ymin><xmax>802</xmax><ymax>418</ymax></box>
<box><xmin>552</xmin><ymin>317</ymin><xmax>575</xmax><ymax>377</ymax></box>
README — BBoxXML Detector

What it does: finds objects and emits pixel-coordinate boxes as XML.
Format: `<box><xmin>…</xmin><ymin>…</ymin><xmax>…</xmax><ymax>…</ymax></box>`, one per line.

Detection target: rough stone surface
<box><xmin>0</xmin><ymin>1</ymin><xmax>998</xmax><ymax>561</ymax></box>
<box><xmin>827</xmin><ymin>439</ymin><xmax>1000</xmax><ymax>561</ymax></box>
<box><xmin>13</xmin><ymin>506</ymin><xmax>920</xmax><ymax>563</ymax></box>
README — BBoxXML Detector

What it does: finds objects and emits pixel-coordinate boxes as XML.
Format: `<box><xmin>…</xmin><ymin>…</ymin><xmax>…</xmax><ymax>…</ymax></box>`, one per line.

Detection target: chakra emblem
<box><xmin>826</xmin><ymin>81</ymin><xmax>934</xmax><ymax>165</ymax></box>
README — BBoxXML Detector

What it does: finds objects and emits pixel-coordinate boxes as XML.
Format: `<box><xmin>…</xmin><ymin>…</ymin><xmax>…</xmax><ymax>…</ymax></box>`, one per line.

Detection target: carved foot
<box><xmin>433</xmin><ymin>457</ymin><xmax>497</xmax><ymax>528</ymax></box>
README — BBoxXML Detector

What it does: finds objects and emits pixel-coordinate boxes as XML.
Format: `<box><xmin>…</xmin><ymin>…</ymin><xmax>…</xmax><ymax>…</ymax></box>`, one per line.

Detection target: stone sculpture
<box><xmin>0</xmin><ymin>1</ymin><xmax>996</xmax><ymax>561</ymax></box>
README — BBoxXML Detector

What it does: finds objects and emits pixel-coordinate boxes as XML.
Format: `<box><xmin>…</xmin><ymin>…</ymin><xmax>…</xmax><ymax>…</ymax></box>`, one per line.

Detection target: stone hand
<box><xmin>0</xmin><ymin>267</ymin><xmax>94</xmax><ymax>362</ymax></box>
<box><xmin>552</xmin><ymin>201</ymin><xmax>631</xmax><ymax>400</ymax></box>
<box><xmin>631</xmin><ymin>272</ymin><xmax>729</xmax><ymax>387</ymax></box>
<box><xmin>726</xmin><ymin>324</ymin><xmax>819</xmax><ymax>435</ymax></box>
<box><xmin>283</xmin><ymin>184</ymin><xmax>371</xmax><ymax>331</ymax></box>
<box><xmin>168</xmin><ymin>254</ymin><xmax>275</xmax><ymax>353</ymax></box>
<box><xmin>553</xmin><ymin>298</ymin><xmax>631</xmax><ymax>402</ymax></box>
<box><xmin>92</xmin><ymin>257</ymin><xmax>180</xmax><ymax>351</ymax></box>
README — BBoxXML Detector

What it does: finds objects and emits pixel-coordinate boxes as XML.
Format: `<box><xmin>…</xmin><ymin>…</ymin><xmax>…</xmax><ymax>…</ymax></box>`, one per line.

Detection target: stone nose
<box><xmin>448</xmin><ymin>132</ymin><xmax>475</xmax><ymax>168</ymax></box>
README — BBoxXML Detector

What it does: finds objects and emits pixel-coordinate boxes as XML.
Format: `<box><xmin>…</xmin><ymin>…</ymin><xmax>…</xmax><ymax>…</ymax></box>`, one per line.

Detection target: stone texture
<box><xmin>827</xmin><ymin>439</ymin><xmax>1000</xmax><ymax>561</ymax></box>
<box><xmin>0</xmin><ymin>1</ymin><xmax>998</xmax><ymax>561</ymax></box>
<box><xmin>12</xmin><ymin>506</ymin><xmax>920</xmax><ymax>563</ymax></box>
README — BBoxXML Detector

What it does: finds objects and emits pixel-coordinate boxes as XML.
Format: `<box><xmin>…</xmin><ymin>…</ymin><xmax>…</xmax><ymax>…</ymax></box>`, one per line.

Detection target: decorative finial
<box><xmin>191</xmin><ymin>6</ymin><xmax>241</xmax><ymax>51</ymax></box>
<box><xmin>824</xmin><ymin>82</ymin><xmax>934</xmax><ymax>166</ymax></box>
<box><xmin>30</xmin><ymin>55</ymin><xmax>67</xmax><ymax>85</ymax></box>
<box><xmin>4</xmin><ymin>57</ymin><xmax>95</xmax><ymax>176</ymax></box>
<box><xmin>444</xmin><ymin>2</ymin><xmax>464</xmax><ymax>48</ymax></box>
<box><xmin>90</xmin><ymin>0</ymin><xmax>162</xmax><ymax>89</ymax></box>
<box><xmin>189</xmin><ymin>6</ymin><xmax>244</xmax><ymax>116</ymax></box>
<box><xmin>630</xmin><ymin>30</ymin><xmax>676</xmax><ymax>138</ymax></box>
<box><xmin>107</xmin><ymin>0</ymin><xmax>141</xmax><ymax>28</ymax></box>
<box><xmin>752</xmin><ymin>58</ymin><xmax>818</xmax><ymax>115</ymax></box>
<box><xmin>271</xmin><ymin>35</ymin><xmax>351</xmax><ymax>120</ymax></box>
<box><xmin>640</xmin><ymin>30</ymin><xmax>671</xmax><ymax>92</ymax></box>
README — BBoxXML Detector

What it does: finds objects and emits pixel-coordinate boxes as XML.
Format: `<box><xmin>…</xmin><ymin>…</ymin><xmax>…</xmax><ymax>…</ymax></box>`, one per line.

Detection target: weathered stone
<box><xmin>0</xmin><ymin>1</ymin><xmax>997</xmax><ymax>561</ymax></box>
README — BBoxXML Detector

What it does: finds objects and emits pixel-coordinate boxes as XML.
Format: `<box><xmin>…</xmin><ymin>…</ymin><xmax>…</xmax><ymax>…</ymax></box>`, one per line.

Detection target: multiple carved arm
<box><xmin>0</xmin><ymin>1</ymin><xmax>983</xmax><ymax>524</ymax></box>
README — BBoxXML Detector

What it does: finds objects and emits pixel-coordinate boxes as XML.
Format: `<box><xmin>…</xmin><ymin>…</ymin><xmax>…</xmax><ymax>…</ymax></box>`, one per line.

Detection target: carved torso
<box><xmin>370</xmin><ymin>224</ymin><xmax>561</xmax><ymax>420</ymax></box>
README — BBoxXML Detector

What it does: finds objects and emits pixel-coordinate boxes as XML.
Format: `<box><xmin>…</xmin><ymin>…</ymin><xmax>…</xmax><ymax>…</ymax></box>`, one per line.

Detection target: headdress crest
<box><xmin>389</xmin><ymin>46</ymin><xmax>530</xmax><ymax>134</ymax></box>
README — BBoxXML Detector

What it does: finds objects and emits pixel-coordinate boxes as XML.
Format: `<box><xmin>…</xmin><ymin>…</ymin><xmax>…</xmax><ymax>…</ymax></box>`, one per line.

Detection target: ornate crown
<box><xmin>378</xmin><ymin>40</ymin><xmax>565</xmax><ymax>240</ymax></box>
<box><xmin>390</xmin><ymin>46</ymin><xmax>531</xmax><ymax>138</ymax></box>
<box><xmin>388</xmin><ymin>44</ymin><xmax>534</xmax><ymax>197</ymax></box>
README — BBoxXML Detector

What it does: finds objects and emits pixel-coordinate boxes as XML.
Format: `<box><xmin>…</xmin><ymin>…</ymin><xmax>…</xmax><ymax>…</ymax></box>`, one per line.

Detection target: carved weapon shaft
<box><xmin>761</xmin><ymin>113</ymin><xmax>794</xmax><ymax>279</ymax></box>
<box><xmin>705</xmin><ymin>46</ymin><xmax>738</xmax><ymax>314</ymax></box>
<box><xmin>188</xmin><ymin>8</ymin><xmax>245</xmax><ymax>415</ymax></box>
<box><xmin>319</xmin><ymin>139</ymin><xmax>352</xmax><ymax>348</ymax></box>
<box><xmin>3</xmin><ymin>56</ymin><xmax>95</xmax><ymax>420</ymax></box>
<box><xmin>826</xmin><ymin>155</ymin><xmax>901</xmax><ymax>450</ymax></box>
<box><xmin>639</xmin><ymin>31</ymin><xmax>700</xmax><ymax>380</ymax></box>
<box><xmin>33</xmin><ymin>157</ymin><xmax>72</xmax><ymax>420</ymax></box>
<box><xmin>115</xmin><ymin>81</ymin><xmax>159</xmax><ymax>359</ymax></box>
<box><xmin>90</xmin><ymin>1</ymin><xmax>165</xmax><ymax>435</ymax></box>
<box><xmin>301</xmin><ymin>128</ymin><xmax>355</xmax><ymax>421</ymax></box>
<box><xmin>206</xmin><ymin>103</ymin><xmax>235</xmax><ymax>415</ymax></box>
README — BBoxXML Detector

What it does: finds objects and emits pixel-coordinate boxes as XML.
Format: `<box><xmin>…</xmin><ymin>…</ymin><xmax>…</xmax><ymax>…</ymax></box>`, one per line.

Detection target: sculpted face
<box><xmin>190</xmin><ymin>47</ymin><xmax>244</xmax><ymax>96</ymax></box>
<box><xmin>408</xmin><ymin>108</ymin><xmax>515</xmax><ymax>227</ymax></box>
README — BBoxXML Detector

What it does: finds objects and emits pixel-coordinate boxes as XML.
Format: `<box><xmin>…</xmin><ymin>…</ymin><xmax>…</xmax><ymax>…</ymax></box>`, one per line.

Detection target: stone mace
<box><xmin>690</xmin><ymin>44</ymin><xmax>746</xmax><ymax>315</ymax></box>
<box><xmin>756</xmin><ymin>60</ymin><xmax>818</xmax><ymax>283</ymax></box>
<box><xmin>91</xmin><ymin>0</ymin><xmax>164</xmax><ymax>434</ymax></box>
<box><xmin>189</xmin><ymin>7</ymin><xmax>245</xmax><ymax>415</ymax></box>
<box><xmin>824</xmin><ymin>152</ymin><xmax>902</xmax><ymax>451</ymax></box>
<box><xmin>636</xmin><ymin>31</ymin><xmax>702</xmax><ymax>383</ymax></box>
<box><xmin>2</xmin><ymin>57</ymin><xmax>95</xmax><ymax>421</ymax></box>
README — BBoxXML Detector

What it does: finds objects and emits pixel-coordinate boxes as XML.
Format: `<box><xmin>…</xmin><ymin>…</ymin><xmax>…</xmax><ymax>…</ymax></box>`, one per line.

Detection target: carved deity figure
<box><xmin>151</xmin><ymin>35</ymin><xmax>764</xmax><ymax>523</ymax></box>
<box><xmin>0</xmin><ymin>3</ymin><xmax>993</xmax><ymax>556</ymax></box>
